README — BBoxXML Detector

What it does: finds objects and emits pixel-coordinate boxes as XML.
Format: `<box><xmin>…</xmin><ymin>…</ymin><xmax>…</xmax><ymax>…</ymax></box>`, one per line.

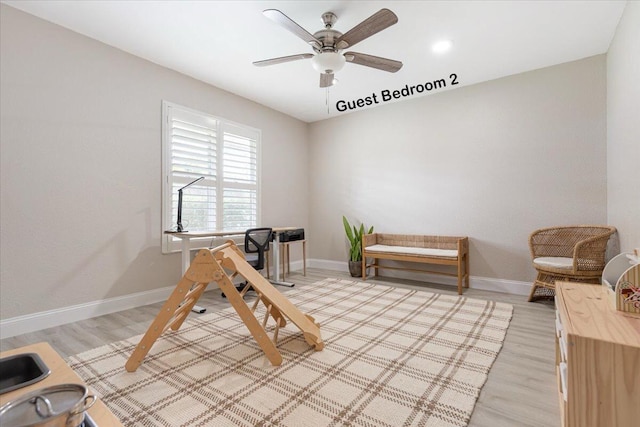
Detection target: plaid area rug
<box><xmin>68</xmin><ymin>278</ymin><xmax>513</xmax><ymax>427</ymax></box>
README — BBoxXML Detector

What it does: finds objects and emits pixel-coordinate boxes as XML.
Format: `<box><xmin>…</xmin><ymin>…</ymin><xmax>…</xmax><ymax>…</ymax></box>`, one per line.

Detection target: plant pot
<box><xmin>348</xmin><ymin>260</ymin><xmax>364</xmax><ymax>277</ymax></box>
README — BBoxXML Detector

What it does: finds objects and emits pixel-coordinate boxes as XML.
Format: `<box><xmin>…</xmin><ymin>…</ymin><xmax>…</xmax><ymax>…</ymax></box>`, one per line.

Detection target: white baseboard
<box><xmin>470</xmin><ymin>276</ymin><xmax>531</xmax><ymax>295</ymax></box>
<box><xmin>1</xmin><ymin>259</ymin><xmax>531</xmax><ymax>339</ymax></box>
<box><xmin>0</xmin><ymin>285</ymin><xmax>176</xmax><ymax>339</ymax></box>
<box><xmin>308</xmin><ymin>258</ymin><xmax>347</xmax><ymax>272</ymax></box>
<box><xmin>307</xmin><ymin>259</ymin><xmax>531</xmax><ymax>296</ymax></box>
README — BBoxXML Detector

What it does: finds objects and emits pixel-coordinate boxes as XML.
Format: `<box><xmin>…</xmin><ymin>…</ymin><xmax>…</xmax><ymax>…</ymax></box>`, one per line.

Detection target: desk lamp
<box><xmin>176</xmin><ymin>176</ymin><xmax>204</xmax><ymax>232</ymax></box>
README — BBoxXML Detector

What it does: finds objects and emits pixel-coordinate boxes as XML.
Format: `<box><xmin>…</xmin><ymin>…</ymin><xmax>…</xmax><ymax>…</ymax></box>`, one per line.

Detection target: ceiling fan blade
<box><xmin>320</xmin><ymin>73</ymin><xmax>334</xmax><ymax>88</ymax></box>
<box><xmin>263</xmin><ymin>9</ymin><xmax>322</xmax><ymax>49</ymax></box>
<box><xmin>345</xmin><ymin>51</ymin><xmax>403</xmax><ymax>73</ymax></box>
<box><xmin>336</xmin><ymin>9</ymin><xmax>398</xmax><ymax>50</ymax></box>
<box><xmin>253</xmin><ymin>53</ymin><xmax>314</xmax><ymax>67</ymax></box>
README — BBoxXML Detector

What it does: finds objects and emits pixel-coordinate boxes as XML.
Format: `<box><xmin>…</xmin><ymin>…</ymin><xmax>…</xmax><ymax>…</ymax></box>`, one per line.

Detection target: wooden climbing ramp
<box><xmin>125</xmin><ymin>240</ymin><xmax>323</xmax><ymax>372</ymax></box>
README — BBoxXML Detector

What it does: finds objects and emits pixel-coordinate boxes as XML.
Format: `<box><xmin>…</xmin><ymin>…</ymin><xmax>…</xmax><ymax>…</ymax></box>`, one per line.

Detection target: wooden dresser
<box><xmin>0</xmin><ymin>342</ymin><xmax>123</xmax><ymax>426</ymax></box>
<box><xmin>554</xmin><ymin>282</ymin><xmax>640</xmax><ymax>427</ymax></box>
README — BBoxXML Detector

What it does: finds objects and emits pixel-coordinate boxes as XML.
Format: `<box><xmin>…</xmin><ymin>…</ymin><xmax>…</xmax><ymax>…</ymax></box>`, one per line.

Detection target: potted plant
<box><xmin>342</xmin><ymin>216</ymin><xmax>374</xmax><ymax>277</ymax></box>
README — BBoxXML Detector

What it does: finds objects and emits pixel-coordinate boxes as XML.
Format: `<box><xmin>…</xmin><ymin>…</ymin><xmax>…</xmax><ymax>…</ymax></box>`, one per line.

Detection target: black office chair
<box><xmin>244</xmin><ymin>227</ymin><xmax>273</xmax><ymax>273</ymax></box>
<box><xmin>222</xmin><ymin>227</ymin><xmax>273</xmax><ymax>298</ymax></box>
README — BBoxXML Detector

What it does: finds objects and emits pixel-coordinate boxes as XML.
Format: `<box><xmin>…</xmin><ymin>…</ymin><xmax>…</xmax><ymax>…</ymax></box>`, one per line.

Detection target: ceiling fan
<box><xmin>253</xmin><ymin>8</ymin><xmax>403</xmax><ymax>88</ymax></box>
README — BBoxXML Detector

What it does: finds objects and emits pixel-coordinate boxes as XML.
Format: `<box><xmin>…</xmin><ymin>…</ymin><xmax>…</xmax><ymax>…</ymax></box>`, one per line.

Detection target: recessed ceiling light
<box><xmin>432</xmin><ymin>40</ymin><xmax>452</xmax><ymax>53</ymax></box>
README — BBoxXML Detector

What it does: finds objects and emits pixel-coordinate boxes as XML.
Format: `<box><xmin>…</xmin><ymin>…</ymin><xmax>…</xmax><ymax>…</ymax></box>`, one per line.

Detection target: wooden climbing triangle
<box><xmin>125</xmin><ymin>240</ymin><xmax>323</xmax><ymax>372</ymax></box>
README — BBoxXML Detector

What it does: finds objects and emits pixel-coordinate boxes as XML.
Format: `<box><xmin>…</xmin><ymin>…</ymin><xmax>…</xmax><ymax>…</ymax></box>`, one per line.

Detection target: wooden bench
<box><xmin>362</xmin><ymin>233</ymin><xmax>469</xmax><ymax>295</ymax></box>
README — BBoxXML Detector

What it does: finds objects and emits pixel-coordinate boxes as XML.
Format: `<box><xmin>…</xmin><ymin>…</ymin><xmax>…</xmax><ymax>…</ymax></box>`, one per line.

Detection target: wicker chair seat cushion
<box><xmin>365</xmin><ymin>244</ymin><xmax>458</xmax><ymax>259</ymax></box>
<box><xmin>533</xmin><ymin>256</ymin><xmax>573</xmax><ymax>270</ymax></box>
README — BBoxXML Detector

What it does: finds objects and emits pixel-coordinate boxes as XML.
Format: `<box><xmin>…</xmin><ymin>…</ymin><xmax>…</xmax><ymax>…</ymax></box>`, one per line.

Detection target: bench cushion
<box><xmin>533</xmin><ymin>256</ymin><xmax>573</xmax><ymax>270</ymax></box>
<box><xmin>365</xmin><ymin>244</ymin><xmax>458</xmax><ymax>259</ymax></box>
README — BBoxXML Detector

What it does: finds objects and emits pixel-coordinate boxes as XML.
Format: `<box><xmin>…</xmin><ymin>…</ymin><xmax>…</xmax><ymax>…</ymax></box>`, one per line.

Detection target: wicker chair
<box><xmin>528</xmin><ymin>225</ymin><xmax>617</xmax><ymax>302</ymax></box>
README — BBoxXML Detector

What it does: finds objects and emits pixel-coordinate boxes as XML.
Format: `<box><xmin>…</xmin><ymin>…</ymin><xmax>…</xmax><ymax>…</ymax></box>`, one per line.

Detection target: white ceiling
<box><xmin>3</xmin><ymin>1</ymin><xmax>627</xmax><ymax>123</ymax></box>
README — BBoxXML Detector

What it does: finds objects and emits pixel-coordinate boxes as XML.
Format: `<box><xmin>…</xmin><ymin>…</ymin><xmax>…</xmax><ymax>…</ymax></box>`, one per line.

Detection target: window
<box><xmin>162</xmin><ymin>101</ymin><xmax>261</xmax><ymax>252</ymax></box>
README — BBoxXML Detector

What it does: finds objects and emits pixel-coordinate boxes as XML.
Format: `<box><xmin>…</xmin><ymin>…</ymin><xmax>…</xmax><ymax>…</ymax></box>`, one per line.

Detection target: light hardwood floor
<box><xmin>1</xmin><ymin>268</ymin><xmax>559</xmax><ymax>427</ymax></box>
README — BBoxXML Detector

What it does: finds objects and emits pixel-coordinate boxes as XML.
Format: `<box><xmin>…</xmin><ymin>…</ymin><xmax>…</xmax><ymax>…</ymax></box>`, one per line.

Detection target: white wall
<box><xmin>607</xmin><ymin>1</ymin><xmax>640</xmax><ymax>253</ymax></box>
<box><xmin>309</xmin><ymin>55</ymin><xmax>608</xmax><ymax>284</ymax></box>
<box><xmin>0</xmin><ymin>5</ymin><xmax>309</xmax><ymax>320</ymax></box>
<box><xmin>2</xmin><ymin>2</ymin><xmax>633</xmax><ymax>333</ymax></box>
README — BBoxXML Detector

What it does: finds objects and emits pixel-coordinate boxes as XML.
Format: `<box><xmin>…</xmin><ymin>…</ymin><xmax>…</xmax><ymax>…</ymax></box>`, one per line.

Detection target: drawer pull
<box><xmin>559</xmin><ymin>362</ymin><xmax>568</xmax><ymax>401</ymax></box>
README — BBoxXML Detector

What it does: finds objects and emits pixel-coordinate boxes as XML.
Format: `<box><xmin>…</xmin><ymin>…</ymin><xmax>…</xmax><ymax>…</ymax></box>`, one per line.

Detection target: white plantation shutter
<box><xmin>222</xmin><ymin>125</ymin><xmax>258</xmax><ymax>229</ymax></box>
<box><xmin>162</xmin><ymin>101</ymin><xmax>261</xmax><ymax>252</ymax></box>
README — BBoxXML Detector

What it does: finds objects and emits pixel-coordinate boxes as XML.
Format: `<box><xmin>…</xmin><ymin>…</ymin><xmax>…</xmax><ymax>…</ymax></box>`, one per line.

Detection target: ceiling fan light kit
<box><xmin>254</xmin><ymin>8</ymin><xmax>403</xmax><ymax>88</ymax></box>
<box><xmin>311</xmin><ymin>52</ymin><xmax>346</xmax><ymax>74</ymax></box>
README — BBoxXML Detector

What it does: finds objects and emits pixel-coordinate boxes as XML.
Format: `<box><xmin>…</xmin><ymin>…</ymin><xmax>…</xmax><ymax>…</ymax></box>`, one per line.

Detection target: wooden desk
<box><xmin>276</xmin><ymin>240</ymin><xmax>307</xmax><ymax>281</ymax></box>
<box><xmin>166</xmin><ymin>227</ymin><xmax>300</xmax><ymax>286</ymax></box>
<box><xmin>0</xmin><ymin>342</ymin><xmax>123</xmax><ymax>426</ymax></box>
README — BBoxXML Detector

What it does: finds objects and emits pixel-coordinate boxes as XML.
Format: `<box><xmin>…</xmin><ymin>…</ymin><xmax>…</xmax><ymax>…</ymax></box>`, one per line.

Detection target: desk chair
<box><xmin>245</xmin><ymin>227</ymin><xmax>273</xmax><ymax>275</ymax></box>
<box><xmin>222</xmin><ymin>227</ymin><xmax>273</xmax><ymax>298</ymax></box>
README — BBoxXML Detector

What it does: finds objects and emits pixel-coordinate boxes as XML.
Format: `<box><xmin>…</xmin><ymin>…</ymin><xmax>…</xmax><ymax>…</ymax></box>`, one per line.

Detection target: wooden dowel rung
<box><xmin>162</xmin><ymin>314</ymin><xmax>179</xmax><ymax>334</ymax></box>
<box><xmin>184</xmin><ymin>284</ymin><xmax>205</xmax><ymax>300</ymax></box>
<box><xmin>272</xmin><ymin>321</ymin><xmax>280</xmax><ymax>344</ymax></box>
<box><xmin>175</xmin><ymin>303</ymin><xmax>192</xmax><ymax>317</ymax></box>
<box><xmin>239</xmin><ymin>282</ymin><xmax>251</xmax><ymax>297</ymax></box>
<box><xmin>251</xmin><ymin>296</ymin><xmax>261</xmax><ymax>313</ymax></box>
<box><xmin>262</xmin><ymin>304</ymin><xmax>272</xmax><ymax>328</ymax></box>
<box><xmin>167</xmin><ymin>311</ymin><xmax>188</xmax><ymax>331</ymax></box>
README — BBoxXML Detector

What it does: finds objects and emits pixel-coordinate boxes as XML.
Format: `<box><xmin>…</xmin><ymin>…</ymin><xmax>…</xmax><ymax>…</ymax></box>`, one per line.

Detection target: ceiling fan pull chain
<box><xmin>326</xmin><ymin>87</ymin><xmax>330</xmax><ymax>114</ymax></box>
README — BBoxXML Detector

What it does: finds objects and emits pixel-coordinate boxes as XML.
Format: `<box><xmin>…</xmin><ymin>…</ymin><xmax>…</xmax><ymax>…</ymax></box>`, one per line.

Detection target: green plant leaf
<box><xmin>343</xmin><ymin>216</ymin><xmax>355</xmax><ymax>244</ymax></box>
<box><xmin>342</xmin><ymin>216</ymin><xmax>374</xmax><ymax>262</ymax></box>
